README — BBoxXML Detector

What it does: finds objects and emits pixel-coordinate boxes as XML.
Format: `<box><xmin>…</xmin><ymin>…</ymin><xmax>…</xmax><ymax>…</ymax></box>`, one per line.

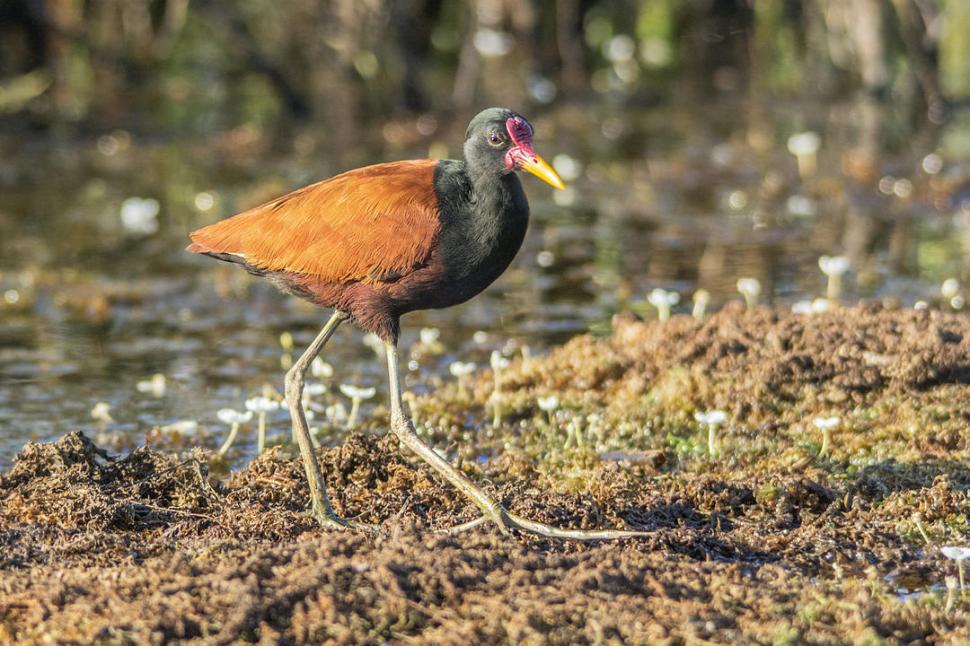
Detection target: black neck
<box><xmin>470</xmin><ymin>167</ymin><xmax>516</xmax><ymax>216</ymax></box>
<box><xmin>432</xmin><ymin>159</ymin><xmax>529</xmax><ymax>267</ymax></box>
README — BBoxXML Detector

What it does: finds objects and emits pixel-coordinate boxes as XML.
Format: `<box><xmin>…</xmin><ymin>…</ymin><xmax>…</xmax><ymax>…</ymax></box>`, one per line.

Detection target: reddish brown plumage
<box><xmin>188</xmin><ymin>160</ymin><xmax>440</xmax><ymax>284</ymax></box>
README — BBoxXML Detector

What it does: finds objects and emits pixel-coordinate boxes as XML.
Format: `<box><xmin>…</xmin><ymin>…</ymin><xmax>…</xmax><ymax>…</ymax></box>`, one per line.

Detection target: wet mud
<box><xmin>1</xmin><ymin>303</ymin><xmax>968</xmax><ymax>644</ymax></box>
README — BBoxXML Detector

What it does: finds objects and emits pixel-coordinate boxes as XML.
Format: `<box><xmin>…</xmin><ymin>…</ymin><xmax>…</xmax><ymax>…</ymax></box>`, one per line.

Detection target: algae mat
<box><xmin>1</xmin><ymin>303</ymin><xmax>968</xmax><ymax>644</ymax></box>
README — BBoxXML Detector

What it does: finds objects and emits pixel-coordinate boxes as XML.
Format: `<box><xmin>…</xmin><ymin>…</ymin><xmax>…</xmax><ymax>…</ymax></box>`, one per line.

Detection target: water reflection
<box><xmin>1</xmin><ymin>98</ymin><xmax>969</xmax><ymax>465</ymax></box>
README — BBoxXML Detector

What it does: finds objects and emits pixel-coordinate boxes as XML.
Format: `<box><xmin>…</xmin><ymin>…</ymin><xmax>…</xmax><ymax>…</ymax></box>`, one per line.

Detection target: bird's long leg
<box><xmin>384</xmin><ymin>340</ymin><xmax>510</xmax><ymax>533</ymax></box>
<box><xmin>384</xmin><ymin>340</ymin><xmax>648</xmax><ymax>541</ymax></box>
<box><xmin>285</xmin><ymin>310</ymin><xmax>359</xmax><ymax>531</ymax></box>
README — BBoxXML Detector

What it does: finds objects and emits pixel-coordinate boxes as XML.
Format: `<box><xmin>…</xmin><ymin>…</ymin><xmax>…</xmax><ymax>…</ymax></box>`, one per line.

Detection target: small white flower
<box><xmin>736</xmin><ymin>278</ymin><xmax>761</xmax><ymax>297</ymax></box>
<box><xmin>449</xmin><ymin>361</ymin><xmax>476</xmax><ymax>378</ymax></box>
<box><xmin>245</xmin><ymin>397</ymin><xmax>279</xmax><ymax>413</ymax></box>
<box><xmin>490</xmin><ymin>350</ymin><xmax>511</xmax><ymax>371</ymax></box>
<box><xmin>159</xmin><ymin>420</ymin><xmax>198</xmax><ymax>434</ymax></box>
<box><xmin>696</xmin><ymin>410</ymin><xmax>727</xmax><ymax>457</ymax></box>
<box><xmin>647</xmin><ymin>288</ymin><xmax>680</xmax><ymax>321</ymax></box>
<box><xmin>787</xmin><ymin>132</ymin><xmax>820</xmax><ymax>156</ymax></box>
<box><xmin>813</xmin><ymin>416</ymin><xmax>840</xmax><ymax>430</ymax></box>
<box><xmin>793</xmin><ymin>297</ymin><xmax>830</xmax><ymax>315</ymax></box>
<box><xmin>648</xmin><ymin>288</ymin><xmax>680</xmax><ymax>308</ymax></box>
<box><xmin>812</xmin><ymin>298</ymin><xmax>832</xmax><ymax>313</ymax></box>
<box><xmin>339</xmin><ymin>384</ymin><xmax>376</xmax><ymax>400</ymax></box>
<box><xmin>736</xmin><ymin>278</ymin><xmax>762</xmax><ymax>308</ymax></box>
<box><xmin>303</xmin><ymin>382</ymin><xmax>327</xmax><ymax>397</ymax></box>
<box><xmin>942</xmin><ymin>545</ymin><xmax>969</xmax><ymax>596</ymax></box>
<box><xmin>361</xmin><ymin>333</ymin><xmax>384</xmax><ymax>354</ymax></box>
<box><xmin>786</xmin><ymin>195</ymin><xmax>817</xmax><ymax>217</ymax></box>
<box><xmin>120</xmin><ymin>197</ymin><xmax>160</xmax><ymax>235</ymax></box>
<box><xmin>473</xmin><ymin>28</ymin><xmax>513</xmax><ymax>57</ymax></box>
<box><xmin>311</xmin><ymin>358</ymin><xmax>334</xmax><ymax>379</ymax></box>
<box><xmin>941</xmin><ymin>546</ymin><xmax>970</xmax><ymax>561</ymax></box>
<box><xmin>537</xmin><ymin>395</ymin><xmax>560</xmax><ymax>412</ymax></box>
<box><xmin>419</xmin><ymin>327</ymin><xmax>441</xmax><ymax>345</ymax></box>
<box><xmin>90</xmin><ymin>402</ymin><xmax>113</xmax><ymax>422</ymax></box>
<box><xmin>941</xmin><ymin>278</ymin><xmax>960</xmax><ymax>299</ymax></box>
<box><xmin>818</xmin><ymin>256</ymin><xmax>850</xmax><ymax>277</ymax></box>
<box><xmin>136</xmin><ymin>373</ymin><xmax>166</xmax><ymax>397</ymax></box>
<box><xmin>694</xmin><ymin>410</ymin><xmax>727</xmax><ymax>425</ymax></box>
<box><xmin>217</xmin><ymin>409</ymin><xmax>252</xmax><ymax>424</ymax></box>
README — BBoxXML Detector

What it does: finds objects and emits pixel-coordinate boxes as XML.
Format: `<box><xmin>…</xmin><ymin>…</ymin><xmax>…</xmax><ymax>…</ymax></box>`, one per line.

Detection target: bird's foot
<box><xmin>310</xmin><ymin>498</ymin><xmax>379</xmax><ymax>534</ymax></box>
<box><xmin>440</xmin><ymin>504</ymin><xmax>649</xmax><ymax>541</ymax></box>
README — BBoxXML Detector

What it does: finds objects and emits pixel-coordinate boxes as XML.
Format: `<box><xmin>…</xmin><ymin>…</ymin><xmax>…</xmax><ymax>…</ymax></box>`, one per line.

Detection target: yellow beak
<box><xmin>519</xmin><ymin>153</ymin><xmax>566</xmax><ymax>190</ymax></box>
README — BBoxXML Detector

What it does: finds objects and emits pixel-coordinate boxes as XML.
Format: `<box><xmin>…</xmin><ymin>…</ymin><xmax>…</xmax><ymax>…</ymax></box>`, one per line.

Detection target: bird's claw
<box><xmin>310</xmin><ymin>500</ymin><xmax>379</xmax><ymax>534</ymax></box>
<box><xmin>484</xmin><ymin>504</ymin><xmax>511</xmax><ymax>536</ymax></box>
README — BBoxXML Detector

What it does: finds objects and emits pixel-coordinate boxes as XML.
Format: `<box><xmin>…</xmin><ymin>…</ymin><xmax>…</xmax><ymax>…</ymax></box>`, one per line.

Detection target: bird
<box><xmin>188</xmin><ymin>108</ymin><xmax>643</xmax><ymax>540</ymax></box>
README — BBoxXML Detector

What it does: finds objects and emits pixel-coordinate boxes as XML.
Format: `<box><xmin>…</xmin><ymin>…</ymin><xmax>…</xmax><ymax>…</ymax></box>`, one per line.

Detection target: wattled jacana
<box><xmin>188</xmin><ymin>108</ymin><xmax>643</xmax><ymax>539</ymax></box>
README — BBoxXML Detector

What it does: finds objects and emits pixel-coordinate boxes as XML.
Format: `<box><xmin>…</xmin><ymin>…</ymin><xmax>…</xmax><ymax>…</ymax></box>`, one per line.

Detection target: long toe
<box><xmin>312</xmin><ymin>507</ymin><xmax>380</xmax><ymax>534</ymax></box>
<box><xmin>440</xmin><ymin>507</ymin><xmax>648</xmax><ymax>540</ymax></box>
<box><xmin>504</xmin><ymin>510</ymin><xmax>651</xmax><ymax>541</ymax></box>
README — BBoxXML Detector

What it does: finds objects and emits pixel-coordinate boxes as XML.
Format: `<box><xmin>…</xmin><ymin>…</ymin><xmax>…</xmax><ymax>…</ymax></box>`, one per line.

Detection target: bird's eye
<box><xmin>487</xmin><ymin>132</ymin><xmax>503</xmax><ymax>146</ymax></box>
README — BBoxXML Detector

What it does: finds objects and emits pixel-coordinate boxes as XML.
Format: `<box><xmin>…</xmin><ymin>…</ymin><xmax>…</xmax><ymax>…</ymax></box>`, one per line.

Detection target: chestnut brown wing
<box><xmin>187</xmin><ymin>160</ymin><xmax>440</xmax><ymax>284</ymax></box>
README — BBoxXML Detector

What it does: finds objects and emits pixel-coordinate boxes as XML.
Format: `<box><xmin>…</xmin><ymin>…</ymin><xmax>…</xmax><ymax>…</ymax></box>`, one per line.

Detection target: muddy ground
<box><xmin>1</xmin><ymin>302</ymin><xmax>969</xmax><ymax>644</ymax></box>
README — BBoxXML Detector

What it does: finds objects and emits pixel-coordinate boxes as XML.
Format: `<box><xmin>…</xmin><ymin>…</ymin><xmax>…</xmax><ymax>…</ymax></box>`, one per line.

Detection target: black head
<box><xmin>462</xmin><ymin>108</ymin><xmax>564</xmax><ymax>189</ymax></box>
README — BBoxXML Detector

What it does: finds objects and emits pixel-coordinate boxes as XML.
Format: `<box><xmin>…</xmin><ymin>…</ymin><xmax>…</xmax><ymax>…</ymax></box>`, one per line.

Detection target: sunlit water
<box><xmin>2</xmin><ymin>98</ymin><xmax>970</xmax><ymax>468</ymax></box>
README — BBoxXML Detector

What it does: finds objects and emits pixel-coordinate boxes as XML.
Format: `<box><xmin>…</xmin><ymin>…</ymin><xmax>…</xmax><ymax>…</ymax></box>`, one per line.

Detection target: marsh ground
<box><xmin>1</xmin><ymin>303</ymin><xmax>969</xmax><ymax>644</ymax></box>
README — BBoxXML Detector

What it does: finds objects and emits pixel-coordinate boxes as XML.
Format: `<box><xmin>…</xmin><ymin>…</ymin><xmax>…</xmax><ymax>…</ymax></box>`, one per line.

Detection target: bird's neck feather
<box><xmin>468</xmin><ymin>170</ymin><xmax>524</xmax><ymax>242</ymax></box>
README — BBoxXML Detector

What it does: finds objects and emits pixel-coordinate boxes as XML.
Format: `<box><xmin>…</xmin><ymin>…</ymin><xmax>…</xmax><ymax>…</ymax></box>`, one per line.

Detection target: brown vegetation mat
<box><xmin>2</xmin><ymin>303</ymin><xmax>969</xmax><ymax>644</ymax></box>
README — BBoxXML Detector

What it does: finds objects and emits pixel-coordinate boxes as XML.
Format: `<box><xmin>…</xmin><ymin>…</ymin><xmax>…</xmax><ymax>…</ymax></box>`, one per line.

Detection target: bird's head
<box><xmin>463</xmin><ymin>108</ymin><xmax>565</xmax><ymax>190</ymax></box>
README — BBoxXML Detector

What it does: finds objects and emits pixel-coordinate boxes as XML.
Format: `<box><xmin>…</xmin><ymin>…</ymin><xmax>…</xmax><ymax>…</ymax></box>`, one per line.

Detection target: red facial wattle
<box><xmin>503</xmin><ymin>116</ymin><xmax>565</xmax><ymax>190</ymax></box>
<box><xmin>503</xmin><ymin>116</ymin><xmax>534</xmax><ymax>169</ymax></box>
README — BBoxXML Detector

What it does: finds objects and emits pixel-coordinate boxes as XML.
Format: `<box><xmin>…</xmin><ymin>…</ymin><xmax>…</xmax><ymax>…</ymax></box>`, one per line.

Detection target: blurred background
<box><xmin>2</xmin><ymin>0</ymin><xmax>970</xmax><ymax>463</ymax></box>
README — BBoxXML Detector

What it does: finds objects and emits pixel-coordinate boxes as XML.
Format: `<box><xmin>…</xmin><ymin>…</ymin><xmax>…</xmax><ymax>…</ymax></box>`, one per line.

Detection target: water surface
<box><xmin>2</xmin><ymin>98</ymin><xmax>969</xmax><ymax>466</ymax></box>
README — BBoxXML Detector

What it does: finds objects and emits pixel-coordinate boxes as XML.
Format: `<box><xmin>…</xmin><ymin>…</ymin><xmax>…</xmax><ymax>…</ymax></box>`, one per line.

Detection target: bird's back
<box><xmin>187</xmin><ymin>160</ymin><xmax>442</xmax><ymax>285</ymax></box>
<box><xmin>188</xmin><ymin>157</ymin><xmax>532</xmax><ymax>339</ymax></box>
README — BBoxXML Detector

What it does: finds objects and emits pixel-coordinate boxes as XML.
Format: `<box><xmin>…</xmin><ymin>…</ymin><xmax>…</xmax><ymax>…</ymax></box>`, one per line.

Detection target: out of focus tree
<box><xmin>0</xmin><ymin>0</ymin><xmax>964</xmax><ymax>133</ymax></box>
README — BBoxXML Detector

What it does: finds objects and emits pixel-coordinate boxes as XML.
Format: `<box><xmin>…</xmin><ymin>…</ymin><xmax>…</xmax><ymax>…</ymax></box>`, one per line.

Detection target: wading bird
<box><xmin>188</xmin><ymin>108</ymin><xmax>642</xmax><ymax>539</ymax></box>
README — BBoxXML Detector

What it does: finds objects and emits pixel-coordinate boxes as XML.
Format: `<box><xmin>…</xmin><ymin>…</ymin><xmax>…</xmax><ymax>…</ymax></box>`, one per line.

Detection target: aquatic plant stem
<box><xmin>945</xmin><ymin>577</ymin><xmax>958</xmax><ymax>612</ymax></box>
<box><xmin>257</xmin><ymin>412</ymin><xmax>266</xmax><ymax>454</ymax></box>
<box><xmin>827</xmin><ymin>274</ymin><xmax>842</xmax><ymax>301</ymax></box>
<box><xmin>914</xmin><ymin>513</ymin><xmax>932</xmax><ymax>545</ymax></box>
<box><xmin>217</xmin><ymin>423</ymin><xmax>240</xmax><ymax>456</ymax></box>
<box><xmin>491</xmin><ymin>397</ymin><xmax>502</xmax><ymax>428</ymax></box>
<box><xmin>346</xmin><ymin>397</ymin><xmax>361</xmax><ymax>430</ymax></box>
<box><xmin>491</xmin><ymin>371</ymin><xmax>503</xmax><ymax>428</ymax></box>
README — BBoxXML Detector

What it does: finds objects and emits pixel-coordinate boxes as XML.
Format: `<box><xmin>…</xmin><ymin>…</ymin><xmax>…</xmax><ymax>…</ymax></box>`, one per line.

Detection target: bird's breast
<box><xmin>389</xmin><ymin>167</ymin><xmax>530</xmax><ymax>312</ymax></box>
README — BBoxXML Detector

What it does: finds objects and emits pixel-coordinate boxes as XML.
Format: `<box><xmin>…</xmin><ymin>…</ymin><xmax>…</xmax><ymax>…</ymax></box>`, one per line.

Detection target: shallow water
<box><xmin>2</xmin><ymin>98</ymin><xmax>969</xmax><ymax>467</ymax></box>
